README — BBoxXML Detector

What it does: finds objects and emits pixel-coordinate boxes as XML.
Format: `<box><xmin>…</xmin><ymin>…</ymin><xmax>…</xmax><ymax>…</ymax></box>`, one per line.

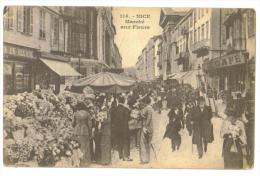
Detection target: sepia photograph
<box><xmin>2</xmin><ymin>4</ymin><xmax>256</xmax><ymax>170</ymax></box>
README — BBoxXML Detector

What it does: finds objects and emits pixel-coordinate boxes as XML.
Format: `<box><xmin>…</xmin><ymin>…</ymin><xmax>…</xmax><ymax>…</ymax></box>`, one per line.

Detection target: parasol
<box><xmin>71</xmin><ymin>72</ymin><xmax>136</xmax><ymax>94</ymax></box>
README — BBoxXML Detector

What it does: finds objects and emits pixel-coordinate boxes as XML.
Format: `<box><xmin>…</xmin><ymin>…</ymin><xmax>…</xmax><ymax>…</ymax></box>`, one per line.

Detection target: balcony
<box><xmin>175</xmin><ymin>51</ymin><xmax>189</xmax><ymax>60</ymax></box>
<box><xmin>191</xmin><ymin>39</ymin><xmax>210</xmax><ymax>57</ymax></box>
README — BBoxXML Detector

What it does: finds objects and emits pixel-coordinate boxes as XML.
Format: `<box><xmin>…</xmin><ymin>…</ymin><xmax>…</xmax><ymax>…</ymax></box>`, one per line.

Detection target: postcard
<box><xmin>2</xmin><ymin>6</ymin><xmax>256</xmax><ymax>170</ymax></box>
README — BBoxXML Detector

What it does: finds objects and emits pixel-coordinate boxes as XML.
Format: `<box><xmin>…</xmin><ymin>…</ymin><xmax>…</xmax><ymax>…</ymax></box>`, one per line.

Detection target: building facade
<box><xmin>62</xmin><ymin>7</ymin><xmax>122</xmax><ymax>76</ymax></box>
<box><xmin>3</xmin><ymin>6</ymin><xmax>123</xmax><ymax>94</ymax></box>
<box><xmin>157</xmin><ymin>9</ymin><xmax>225</xmax><ymax>87</ymax></box>
<box><xmin>157</xmin><ymin>7</ymin><xmax>255</xmax><ymax>94</ymax></box>
<box><xmin>203</xmin><ymin>9</ymin><xmax>255</xmax><ymax>97</ymax></box>
<box><xmin>3</xmin><ymin>6</ymin><xmax>80</xmax><ymax>94</ymax></box>
<box><xmin>136</xmin><ymin>49</ymin><xmax>147</xmax><ymax>81</ymax></box>
<box><xmin>135</xmin><ymin>36</ymin><xmax>161</xmax><ymax>81</ymax></box>
<box><xmin>156</xmin><ymin>8</ymin><xmax>254</xmax><ymax>114</ymax></box>
<box><xmin>159</xmin><ymin>8</ymin><xmax>187</xmax><ymax>80</ymax></box>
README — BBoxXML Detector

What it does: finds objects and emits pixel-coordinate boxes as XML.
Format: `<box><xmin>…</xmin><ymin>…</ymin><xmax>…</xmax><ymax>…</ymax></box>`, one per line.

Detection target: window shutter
<box><xmin>17</xmin><ymin>7</ymin><xmax>24</xmax><ymax>32</ymax></box>
<box><xmin>7</xmin><ymin>7</ymin><xmax>14</xmax><ymax>29</ymax></box>
<box><xmin>4</xmin><ymin>10</ymin><xmax>8</xmax><ymax>30</ymax></box>
<box><xmin>50</xmin><ymin>16</ymin><xmax>54</xmax><ymax>46</ymax></box>
<box><xmin>29</xmin><ymin>7</ymin><xmax>33</xmax><ymax>34</ymax></box>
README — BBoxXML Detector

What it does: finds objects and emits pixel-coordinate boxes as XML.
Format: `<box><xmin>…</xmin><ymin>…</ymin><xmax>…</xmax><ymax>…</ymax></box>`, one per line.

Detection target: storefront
<box><xmin>3</xmin><ymin>43</ymin><xmax>37</xmax><ymax>94</ymax></box>
<box><xmin>203</xmin><ymin>51</ymin><xmax>248</xmax><ymax>92</ymax></box>
<box><xmin>35</xmin><ymin>52</ymin><xmax>81</xmax><ymax>94</ymax></box>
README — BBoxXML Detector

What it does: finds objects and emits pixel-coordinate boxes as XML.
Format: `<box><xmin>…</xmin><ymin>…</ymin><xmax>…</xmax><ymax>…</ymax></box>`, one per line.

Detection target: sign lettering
<box><xmin>203</xmin><ymin>52</ymin><xmax>246</xmax><ymax>70</ymax></box>
<box><xmin>4</xmin><ymin>45</ymin><xmax>35</xmax><ymax>59</ymax></box>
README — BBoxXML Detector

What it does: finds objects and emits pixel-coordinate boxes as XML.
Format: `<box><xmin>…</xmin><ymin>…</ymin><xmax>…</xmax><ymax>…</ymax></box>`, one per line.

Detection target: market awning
<box><xmin>40</xmin><ymin>58</ymin><xmax>81</xmax><ymax>77</ymax></box>
<box><xmin>169</xmin><ymin>72</ymin><xmax>189</xmax><ymax>80</ymax></box>
<box><xmin>181</xmin><ymin>70</ymin><xmax>198</xmax><ymax>88</ymax></box>
<box><xmin>168</xmin><ymin>73</ymin><xmax>177</xmax><ymax>79</ymax></box>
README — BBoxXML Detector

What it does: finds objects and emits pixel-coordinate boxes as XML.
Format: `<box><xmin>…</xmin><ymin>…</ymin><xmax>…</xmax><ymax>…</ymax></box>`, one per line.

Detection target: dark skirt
<box><xmin>222</xmin><ymin>137</ymin><xmax>243</xmax><ymax>169</ymax></box>
<box><xmin>77</xmin><ymin>135</ymin><xmax>91</xmax><ymax>167</ymax></box>
<box><xmin>100</xmin><ymin>134</ymin><xmax>111</xmax><ymax>165</ymax></box>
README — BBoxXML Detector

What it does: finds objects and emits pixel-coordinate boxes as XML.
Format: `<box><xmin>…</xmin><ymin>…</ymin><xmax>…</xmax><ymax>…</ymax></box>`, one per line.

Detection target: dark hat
<box><xmin>141</xmin><ymin>96</ymin><xmax>151</xmax><ymax>105</ymax></box>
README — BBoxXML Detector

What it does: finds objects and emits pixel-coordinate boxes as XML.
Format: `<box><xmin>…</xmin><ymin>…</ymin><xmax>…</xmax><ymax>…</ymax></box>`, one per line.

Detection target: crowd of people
<box><xmin>66</xmin><ymin>80</ymin><xmax>254</xmax><ymax>169</ymax></box>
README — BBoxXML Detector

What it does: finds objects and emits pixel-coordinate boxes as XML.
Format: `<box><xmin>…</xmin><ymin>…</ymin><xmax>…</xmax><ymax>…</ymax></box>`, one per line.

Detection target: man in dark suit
<box><xmin>191</xmin><ymin>96</ymin><xmax>214</xmax><ymax>159</ymax></box>
<box><xmin>114</xmin><ymin>96</ymin><xmax>133</xmax><ymax>161</ymax></box>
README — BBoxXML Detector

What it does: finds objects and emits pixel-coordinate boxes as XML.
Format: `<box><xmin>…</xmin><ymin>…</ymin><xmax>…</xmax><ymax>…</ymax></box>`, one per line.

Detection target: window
<box><xmin>176</xmin><ymin>44</ymin><xmax>179</xmax><ymax>54</ymax></box>
<box><xmin>179</xmin><ymin>40</ymin><xmax>182</xmax><ymax>52</ymax></box>
<box><xmin>198</xmin><ymin>27</ymin><xmax>201</xmax><ymax>41</ymax></box>
<box><xmin>194</xmin><ymin>9</ymin><xmax>197</xmax><ymax>23</ymax></box>
<box><xmin>201</xmin><ymin>24</ymin><xmax>205</xmax><ymax>40</ymax></box>
<box><xmin>234</xmin><ymin>19</ymin><xmax>242</xmax><ymax>40</ymax></box>
<box><xmin>206</xmin><ymin>8</ymin><xmax>208</xmax><ymax>14</ymax></box>
<box><xmin>76</xmin><ymin>8</ymin><xmax>87</xmax><ymax>24</ymax></box>
<box><xmin>4</xmin><ymin>7</ymin><xmax>14</xmax><ymax>30</ymax></box>
<box><xmin>226</xmin><ymin>25</ymin><xmax>233</xmax><ymax>40</ymax></box>
<box><xmin>59</xmin><ymin>20</ymin><xmax>63</xmax><ymax>33</ymax></box>
<box><xmin>194</xmin><ymin>29</ymin><xmax>197</xmax><ymax>43</ymax></box>
<box><xmin>190</xmin><ymin>30</ymin><xmax>193</xmax><ymax>45</ymax></box>
<box><xmin>202</xmin><ymin>8</ymin><xmax>204</xmax><ymax>17</ymax></box>
<box><xmin>51</xmin><ymin>17</ymin><xmax>59</xmax><ymax>45</ymax></box>
<box><xmin>183</xmin><ymin>39</ymin><xmax>186</xmax><ymax>51</ymax></box>
<box><xmin>206</xmin><ymin>21</ymin><xmax>209</xmax><ymax>39</ymax></box>
<box><xmin>17</xmin><ymin>7</ymin><xmax>33</xmax><ymax>34</ymax></box>
<box><xmin>92</xmin><ymin>9</ymin><xmax>98</xmax><ymax>57</ymax></box>
<box><xmin>39</xmin><ymin>9</ymin><xmax>46</xmax><ymax>39</ymax></box>
<box><xmin>4</xmin><ymin>61</ymin><xmax>31</xmax><ymax>94</ymax></box>
<box><xmin>242</xmin><ymin>15</ymin><xmax>247</xmax><ymax>38</ymax></box>
<box><xmin>198</xmin><ymin>9</ymin><xmax>200</xmax><ymax>20</ymax></box>
<box><xmin>189</xmin><ymin>16</ymin><xmax>193</xmax><ymax>28</ymax></box>
<box><xmin>247</xmin><ymin>10</ymin><xmax>255</xmax><ymax>37</ymax></box>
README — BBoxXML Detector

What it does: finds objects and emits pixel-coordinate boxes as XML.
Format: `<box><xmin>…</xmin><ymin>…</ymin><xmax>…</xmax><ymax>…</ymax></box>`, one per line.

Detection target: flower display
<box><xmin>3</xmin><ymin>90</ymin><xmax>84</xmax><ymax>167</ymax></box>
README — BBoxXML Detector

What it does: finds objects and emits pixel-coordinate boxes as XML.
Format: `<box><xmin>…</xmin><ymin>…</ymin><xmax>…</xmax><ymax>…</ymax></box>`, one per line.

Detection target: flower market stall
<box><xmin>71</xmin><ymin>72</ymin><xmax>136</xmax><ymax>94</ymax></box>
<box><xmin>3</xmin><ymin>90</ymin><xmax>85</xmax><ymax>167</ymax></box>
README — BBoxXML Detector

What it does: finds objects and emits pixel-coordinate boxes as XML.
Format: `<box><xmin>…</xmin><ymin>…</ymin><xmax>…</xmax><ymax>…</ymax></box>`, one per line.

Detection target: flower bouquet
<box><xmin>130</xmin><ymin>108</ymin><xmax>140</xmax><ymax>119</ymax></box>
<box><xmin>96</xmin><ymin>106</ymin><xmax>108</xmax><ymax>123</ymax></box>
<box><xmin>227</xmin><ymin>124</ymin><xmax>241</xmax><ymax>153</ymax></box>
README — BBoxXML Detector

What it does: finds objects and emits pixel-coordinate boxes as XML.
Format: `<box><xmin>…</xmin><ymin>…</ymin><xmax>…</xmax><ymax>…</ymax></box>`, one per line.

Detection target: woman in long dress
<box><xmin>220</xmin><ymin>107</ymin><xmax>247</xmax><ymax>169</ymax></box>
<box><xmin>99</xmin><ymin>105</ymin><xmax>112</xmax><ymax>165</ymax></box>
<box><xmin>73</xmin><ymin>102</ymin><xmax>92</xmax><ymax>167</ymax></box>
<box><xmin>139</xmin><ymin>96</ymin><xmax>153</xmax><ymax>164</ymax></box>
<box><xmin>164</xmin><ymin>106</ymin><xmax>182</xmax><ymax>152</ymax></box>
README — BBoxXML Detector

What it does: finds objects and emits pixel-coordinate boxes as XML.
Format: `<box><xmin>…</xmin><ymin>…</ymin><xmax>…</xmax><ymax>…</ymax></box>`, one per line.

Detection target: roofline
<box><xmin>173</xmin><ymin>9</ymin><xmax>193</xmax><ymax>31</ymax></box>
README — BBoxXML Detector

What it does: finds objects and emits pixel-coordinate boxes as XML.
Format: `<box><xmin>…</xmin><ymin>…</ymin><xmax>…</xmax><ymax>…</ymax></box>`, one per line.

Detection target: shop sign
<box><xmin>4</xmin><ymin>44</ymin><xmax>35</xmax><ymax>59</ymax></box>
<box><xmin>203</xmin><ymin>52</ymin><xmax>247</xmax><ymax>70</ymax></box>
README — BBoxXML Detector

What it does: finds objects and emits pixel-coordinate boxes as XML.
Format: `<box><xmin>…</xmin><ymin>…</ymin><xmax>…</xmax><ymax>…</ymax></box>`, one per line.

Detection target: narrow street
<box><xmin>98</xmin><ymin>110</ymin><xmax>225</xmax><ymax>169</ymax></box>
